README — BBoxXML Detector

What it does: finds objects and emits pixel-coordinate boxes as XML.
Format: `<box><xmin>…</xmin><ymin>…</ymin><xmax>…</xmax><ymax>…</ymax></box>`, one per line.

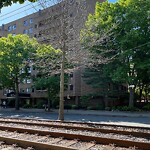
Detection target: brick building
<box><xmin>0</xmin><ymin>0</ymin><xmax>126</xmax><ymax>108</ymax></box>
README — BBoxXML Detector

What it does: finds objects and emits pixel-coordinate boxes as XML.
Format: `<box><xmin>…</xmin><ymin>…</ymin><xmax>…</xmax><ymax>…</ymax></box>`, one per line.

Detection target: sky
<box><xmin>0</xmin><ymin>0</ymin><xmax>118</xmax><ymax>26</ymax></box>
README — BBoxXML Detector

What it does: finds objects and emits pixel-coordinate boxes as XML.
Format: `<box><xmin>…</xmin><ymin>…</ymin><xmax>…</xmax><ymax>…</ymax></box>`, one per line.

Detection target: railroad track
<box><xmin>0</xmin><ymin>117</ymin><xmax>150</xmax><ymax>150</ymax></box>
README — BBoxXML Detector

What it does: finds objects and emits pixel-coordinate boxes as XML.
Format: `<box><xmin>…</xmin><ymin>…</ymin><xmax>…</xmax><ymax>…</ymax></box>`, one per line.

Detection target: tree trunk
<box><xmin>104</xmin><ymin>95</ymin><xmax>108</xmax><ymax>108</ymax></box>
<box><xmin>139</xmin><ymin>88</ymin><xmax>142</xmax><ymax>103</ymax></box>
<box><xmin>129</xmin><ymin>87</ymin><xmax>135</xmax><ymax>107</ymax></box>
<box><xmin>47</xmin><ymin>88</ymin><xmax>51</xmax><ymax>111</ymax></box>
<box><xmin>58</xmin><ymin>50</ymin><xmax>65</xmax><ymax>121</ymax></box>
<box><xmin>15</xmin><ymin>77</ymin><xmax>19</xmax><ymax>110</ymax></box>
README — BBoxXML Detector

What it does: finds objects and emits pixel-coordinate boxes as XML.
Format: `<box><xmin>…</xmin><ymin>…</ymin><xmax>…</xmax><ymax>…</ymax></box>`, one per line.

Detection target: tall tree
<box><xmin>0</xmin><ymin>34</ymin><xmax>38</xmax><ymax>110</ymax></box>
<box><xmin>81</xmin><ymin>0</ymin><xmax>150</xmax><ymax>107</ymax></box>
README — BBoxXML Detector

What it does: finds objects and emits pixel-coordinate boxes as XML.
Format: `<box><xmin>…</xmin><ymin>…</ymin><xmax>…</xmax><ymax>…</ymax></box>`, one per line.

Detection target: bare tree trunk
<box><xmin>58</xmin><ymin>0</ymin><xmax>68</xmax><ymax>121</ymax></box>
<box><xmin>129</xmin><ymin>87</ymin><xmax>135</xmax><ymax>107</ymax></box>
<box><xmin>15</xmin><ymin>77</ymin><xmax>19</xmax><ymax>110</ymax></box>
<box><xmin>58</xmin><ymin>50</ymin><xmax>65</xmax><ymax>121</ymax></box>
<box><xmin>47</xmin><ymin>87</ymin><xmax>51</xmax><ymax>111</ymax></box>
<box><xmin>104</xmin><ymin>95</ymin><xmax>109</xmax><ymax>108</ymax></box>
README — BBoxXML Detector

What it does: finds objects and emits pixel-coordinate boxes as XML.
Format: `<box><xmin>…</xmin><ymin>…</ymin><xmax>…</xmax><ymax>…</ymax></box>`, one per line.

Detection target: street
<box><xmin>0</xmin><ymin>110</ymin><xmax>150</xmax><ymax>127</ymax></box>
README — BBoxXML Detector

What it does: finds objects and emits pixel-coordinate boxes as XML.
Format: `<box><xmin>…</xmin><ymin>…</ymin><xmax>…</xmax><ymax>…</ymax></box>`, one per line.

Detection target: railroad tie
<box><xmin>79</xmin><ymin>143</ymin><xmax>96</xmax><ymax>150</ymax></box>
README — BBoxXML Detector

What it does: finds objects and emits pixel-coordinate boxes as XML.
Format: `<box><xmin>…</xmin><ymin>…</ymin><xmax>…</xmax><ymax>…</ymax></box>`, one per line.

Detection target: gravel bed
<box><xmin>0</xmin><ymin>130</ymin><xmax>137</xmax><ymax>150</ymax></box>
<box><xmin>70</xmin><ymin>141</ymin><xmax>88</xmax><ymax>149</ymax></box>
<box><xmin>0</xmin><ymin>141</ymin><xmax>35</xmax><ymax>150</ymax></box>
<box><xmin>0</xmin><ymin>118</ymin><xmax>149</xmax><ymax>134</ymax></box>
<box><xmin>88</xmin><ymin>144</ymin><xmax>138</xmax><ymax>150</ymax></box>
<box><xmin>0</xmin><ymin>122</ymin><xmax>149</xmax><ymax>143</ymax></box>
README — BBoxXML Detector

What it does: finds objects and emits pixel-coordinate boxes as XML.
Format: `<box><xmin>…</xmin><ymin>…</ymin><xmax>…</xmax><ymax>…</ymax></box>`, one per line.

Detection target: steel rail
<box><xmin>0</xmin><ymin>119</ymin><xmax>150</xmax><ymax>138</ymax></box>
<box><xmin>0</xmin><ymin>136</ymin><xmax>77</xmax><ymax>150</ymax></box>
<box><xmin>1</xmin><ymin>117</ymin><xmax>150</xmax><ymax>130</ymax></box>
<box><xmin>0</xmin><ymin>125</ymin><xmax>150</xmax><ymax>149</ymax></box>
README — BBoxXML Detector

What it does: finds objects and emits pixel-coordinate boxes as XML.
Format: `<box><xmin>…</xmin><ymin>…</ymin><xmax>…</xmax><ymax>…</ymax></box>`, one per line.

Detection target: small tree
<box><xmin>34</xmin><ymin>76</ymin><xmax>60</xmax><ymax>111</ymax></box>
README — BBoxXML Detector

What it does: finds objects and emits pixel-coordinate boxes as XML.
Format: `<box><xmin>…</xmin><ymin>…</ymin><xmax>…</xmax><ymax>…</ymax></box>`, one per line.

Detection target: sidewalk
<box><xmin>0</xmin><ymin>108</ymin><xmax>150</xmax><ymax>118</ymax></box>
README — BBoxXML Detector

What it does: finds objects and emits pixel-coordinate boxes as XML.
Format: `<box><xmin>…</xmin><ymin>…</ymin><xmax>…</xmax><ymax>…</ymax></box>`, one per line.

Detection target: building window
<box><xmin>70</xmin><ymin>73</ymin><xmax>73</xmax><ymax>78</ymax></box>
<box><xmin>12</xmin><ymin>24</ymin><xmax>16</xmax><ymax>30</ymax></box>
<box><xmin>20</xmin><ymin>88</ymin><xmax>25</xmax><ymax>93</ymax></box>
<box><xmin>8</xmin><ymin>26</ymin><xmax>12</xmax><ymax>32</ymax></box>
<box><xmin>29</xmin><ymin>18</ymin><xmax>33</xmax><ymax>24</ymax></box>
<box><xmin>24</xmin><ymin>20</ymin><xmax>28</xmax><ymax>26</ymax></box>
<box><xmin>27</xmin><ymin>79</ymin><xmax>31</xmax><ymax>84</ymax></box>
<box><xmin>69</xmin><ymin>84</ymin><xmax>73</xmax><ymax>90</ymax></box>
<box><xmin>29</xmin><ymin>28</ymin><xmax>33</xmax><ymax>34</ymax></box>
<box><xmin>23</xmin><ymin>29</ymin><xmax>28</xmax><ymax>34</ymax></box>
<box><xmin>26</xmin><ymin>88</ymin><xmax>31</xmax><ymax>93</ymax></box>
<box><xmin>12</xmin><ymin>33</ymin><xmax>16</xmax><ymax>36</ymax></box>
<box><xmin>34</xmin><ymin>24</ymin><xmax>38</xmax><ymax>28</ymax></box>
<box><xmin>27</xmin><ymin>67</ymin><xmax>32</xmax><ymax>73</ymax></box>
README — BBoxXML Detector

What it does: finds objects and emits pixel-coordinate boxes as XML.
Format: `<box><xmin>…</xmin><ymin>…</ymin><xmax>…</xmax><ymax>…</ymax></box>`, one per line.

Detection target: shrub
<box><xmin>86</xmin><ymin>104</ymin><xmax>105</xmax><ymax>110</ymax></box>
<box><xmin>55</xmin><ymin>105</ymin><xmax>59</xmax><ymax>109</ymax></box>
<box><xmin>105</xmin><ymin>107</ymin><xmax>111</xmax><ymax>111</ymax></box>
<box><xmin>52</xmin><ymin>97</ymin><xmax>59</xmax><ymax>108</ymax></box>
<box><xmin>116</xmin><ymin>106</ymin><xmax>139</xmax><ymax>111</ymax></box>
<box><xmin>7</xmin><ymin>99</ymin><xmax>15</xmax><ymax>107</ymax></box>
<box><xmin>143</xmin><ymin>103</ymin><xmax>150</xmax><ymax>111</ymax></box>
<box><xmin>80</xmin><ymin>95</ymin><xmax>90</xmax><ymax>108</ymax></box>
<box><xmin>36</xmin><ymin>101</ymin><xmax>44</xmax><ymax>109</ymax></box>
<box><xmin>64</xmin><ymin>104</ymin><xmax>72</xmax><ymax>109</ymax></box>
<box><xmin>22</xmin><ymin>104</ymin><xmax>32</xmax><ymax>108</ymax></box>
<box><xmin>87</xmin><ymin>106</ymin><xmax>95</xmax><ymax>110</ymax></box>
<box><xmin>71</xmin><ymin>105</ymin><xmax>78</xmax><ymax>109</ymax></box>
<box><xmin>97</xmin><ymin>104</ymin><xmax>105</xmax><ymax>110</ymax></box>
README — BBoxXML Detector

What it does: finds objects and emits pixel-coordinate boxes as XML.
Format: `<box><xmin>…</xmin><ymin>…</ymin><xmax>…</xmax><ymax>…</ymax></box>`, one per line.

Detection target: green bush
<box><xmin>52</xmin><ymin>97</ymin><xmax>59</xmax><ymax>108</ymax></box>
<box><xmin>33</xmin><ymin>105</ymin><xmax>38</xmax><ymax>108</ymax></box>
<box><xmin>7</xmin><ymin>99</ymin><xmax>15</xmax><ymax>107</ymax></box>
<box><xmin>116</xmin><ymin>106</ymin><xmax>139</xmax><ymax>111</ymax></box>
<box><xmin>71</xmin><ymin>105</ymin><xmax>78</xmax><ymax>109</ymax></box>
<box><xmin>111</xmin><ymin>106</ymin><xmax>116</xmax><ymax>111</ymax></box>
<box><xmin>97</xmin><ymin>104</ymin><xmax>105</xmax><ymax>110</ymax></box>
<box><xmin>87</xmin><ymin>106</ymin><xmax>96</xmax><ymax>110</ymax></box>
<box><xmin>105</xmin><ymin>107</ymin><xmax>111</xmax><ymax>111</ymax></box>
<box><xmin>36</xmin><ymin>101</ymin><xmax>44</xmax><ymax>109</ymax></box>
<box><xmin>64</xmin><ymin>104</ymin><xmax>72</xmax><ymax>109</ymax></box>
<box><xmin>22</xmin><ymin>104</ymin><xmax>32</xmax><ymax>108</ymax></box>
<box><xmin>55</xmin><ymin>105</ymin><xmax>59</xmax><ymax>109</ymax></box>
<box><xmin>143</xmin><ymin>103</ymin><xmax>150</xmax><ymax>111</ymax></box>
<box><xmin>87</xmin><ymin>105</ymin><xmax>105</xmax><ymax>110</ymax></box>
<box><xmin>80</xmin><ymin>95</ymin><xmax>90</xmax><ymax>108</ymax></box>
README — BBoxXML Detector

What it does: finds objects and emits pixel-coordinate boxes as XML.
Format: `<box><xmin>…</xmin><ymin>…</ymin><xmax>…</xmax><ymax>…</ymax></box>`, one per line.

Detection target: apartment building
<box><xmin>0</xmin><ymin>0</ymin><xmax>126</xmax><ymax>107</ymax></box>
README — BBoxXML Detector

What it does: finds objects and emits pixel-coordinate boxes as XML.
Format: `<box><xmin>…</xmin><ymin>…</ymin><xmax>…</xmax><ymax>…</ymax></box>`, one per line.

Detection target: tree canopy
<box><xmin>81</xmin><ymin>0</ymin><xmax>150</xmax><ymax>106</ymax></box>
<box><xmin>0</xmin><ymin>0</ymin><xmax>36</xmax><ymax>8</ymax></box>
<box><xmin>0</xmin><ymin>34</ymin><xmax>39</xmax><ymax>110</ymax></box>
